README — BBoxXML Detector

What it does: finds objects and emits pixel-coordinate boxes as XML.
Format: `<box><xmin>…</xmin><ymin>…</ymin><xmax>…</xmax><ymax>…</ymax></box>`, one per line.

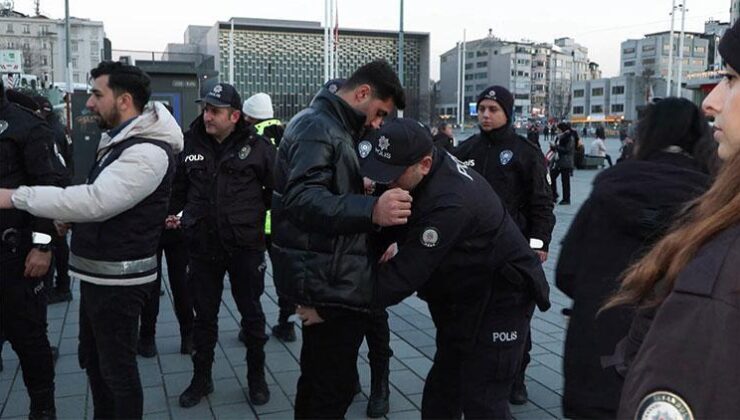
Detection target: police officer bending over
<box><xmin>453</xmin><ymin>85</ymin><xmax>555</xmax><ymax>404</ymax></box>
<box><xmin>173</xmin><ymin>83</ymin><xmax>276</xmax><ymax>408</ymax></box>
<box><xmin>359</xmin><ymin>118</ymin><xmax>551</xmax><ymax>419</ymax></box>
<box><xmin>0</xmin><ymin>80</ymin><xmax>66</xmax><ymax>419</ymax></box>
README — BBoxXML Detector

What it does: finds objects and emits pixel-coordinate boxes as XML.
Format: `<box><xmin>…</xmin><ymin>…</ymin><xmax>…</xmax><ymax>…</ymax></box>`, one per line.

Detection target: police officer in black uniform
<box><xmin>0</xmin><ymin>80</ymin><xmax>66</xmax><ymax>419</ymax></box>
<box><xmin>453</xmin><ymin>85</ymin><xmax>555</xmax><ymax>404</ymax></box>
<box><xmin>359</xmin><ymin>118</ymin><xmax>550</xmax><ymax>419</ymax></box>
<box><xmin>174</xmin><ymin>83</ymin><xmax>276</xmax><ymax>408</ymax></box>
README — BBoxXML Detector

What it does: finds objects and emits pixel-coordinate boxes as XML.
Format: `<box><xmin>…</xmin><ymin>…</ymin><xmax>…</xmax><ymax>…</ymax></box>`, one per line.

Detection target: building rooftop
<box><xmin>218</xmin><ymin>17</ymin><xmax>428</xmax><ymax>38</ymax></box>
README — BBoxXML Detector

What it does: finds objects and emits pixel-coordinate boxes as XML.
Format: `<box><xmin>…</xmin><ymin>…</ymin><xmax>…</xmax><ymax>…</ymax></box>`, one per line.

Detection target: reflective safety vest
<box><xmin>254</xmin><ymin>119</ymin><xmax>281</xmax><ymax>236</ymax></box>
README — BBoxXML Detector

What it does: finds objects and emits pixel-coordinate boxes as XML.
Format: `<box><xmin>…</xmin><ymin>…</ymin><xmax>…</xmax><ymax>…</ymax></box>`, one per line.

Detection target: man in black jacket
<box><xmin>453</xmin><ymin>85</ymin><xmax>555</xmax><ymax>404</ymax></box>
<box><xmin>0</xmin><ymin>80</ymin><xmax>66</xmax><ymax>419</ymax></box>
<box><xmin>271</xmin><ymin>60</ymin><xmax>408</xmax><ymax>418</ymax></box>
<box><xmin>360</xmin><ymin>118</ymin><xmax>550</xmax><ymax>419</ymax></box>
<box><xmin>173</xmin><ymin>83</ymin><xmax>276</xmax><ymax>408</ymax></box>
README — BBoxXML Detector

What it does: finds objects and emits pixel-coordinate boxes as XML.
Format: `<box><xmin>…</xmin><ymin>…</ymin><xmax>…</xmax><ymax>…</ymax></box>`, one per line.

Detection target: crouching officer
<box><xmin>173</xmin><ymin>83</ymin><xmax>277</xmax><ymax>408</ymax></box>
<box><xmin>0</xmin><ymin>80</ymin><xmax>66</xmax><ymax>419</ymax></box>
<box><xmin>363</xmin><ymin>118</ymin><xmax>550</xmax><ymax>418</ymax></box>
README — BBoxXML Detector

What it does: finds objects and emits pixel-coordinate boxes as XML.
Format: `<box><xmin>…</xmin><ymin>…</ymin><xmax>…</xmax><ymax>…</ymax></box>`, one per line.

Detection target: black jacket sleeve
<box><xmin>258</xmin><ymin>139</ymin><xmax>277</xmax><ymax>210</ymax></box>
<box><xmin>25</xmin><ymin>120</ymin><xmax>67</xmax><ymax>235</ymax></box>
<box><xmin>555</xmin><ymin>198</ymin><xmax>595</xmax><ymax>298</ymax></box>
<box><xmin>282</xmin><ymin>138</ymin><xmax>377</xmax><ymax>236</ymax></box>
<box><xmin>169</xmin><ymin>151</ymin><xmax>188</xmax><ymax>215</ymax></box>
<box><xmin>374</xmin><ymin>202</ymin><xmax>470</xmax><ymax>307</ymax></box>
<box><xmin>524</xmin><ymin>146</ymin><xmax>555</xmax><ymax>250</ymax></box>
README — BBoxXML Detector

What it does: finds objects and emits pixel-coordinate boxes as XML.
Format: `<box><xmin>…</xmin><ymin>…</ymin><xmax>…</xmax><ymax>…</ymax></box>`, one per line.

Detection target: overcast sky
<box><xmin>13</xmin><ymin>0</ymin><xmax>734</xmax><ymax>79</ymax></box>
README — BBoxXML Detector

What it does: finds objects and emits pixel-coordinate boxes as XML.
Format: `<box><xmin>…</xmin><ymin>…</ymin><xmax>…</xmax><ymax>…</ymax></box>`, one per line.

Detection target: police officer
<box><xmin>241</xmin><ymin>92</ymin><xmax>295</xmax><ymax>342</ymax></box>
<box><xmin>453</xmin><ymin>85</ymin><xmax>555</xmax><ymax>404</ymax></box>
<box><xmin>0</xmin><ymin>80</ymin><xmax>65</xmax><ymax>419</ymax></box>
<box><xmin>353</xmin><ymin>118</ymin><xmax>550</xmax><ymax>419</ymax></box>
<box><xmin>174</xmin><ymin>83</ymin><xmax>276</xmax><ymax>408</ymax></box>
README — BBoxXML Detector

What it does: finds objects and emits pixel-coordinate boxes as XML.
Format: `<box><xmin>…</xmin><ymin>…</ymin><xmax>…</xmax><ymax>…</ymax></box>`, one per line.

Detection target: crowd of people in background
<box><xmin>0</xmin><ymin>18</ymin><xmax>738</xmax><ymax>420</ymax></box>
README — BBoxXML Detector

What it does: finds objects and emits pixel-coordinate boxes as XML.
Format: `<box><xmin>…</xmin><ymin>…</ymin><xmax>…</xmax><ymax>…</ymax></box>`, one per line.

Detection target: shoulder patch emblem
<box><xmin>636</xmin><ymin>391</ymin><xmax>694</xmax><ymax>420</ymax></box>
<box><xmin>420</xmin><ymin>227</ymin><xmax>440</xmax><ymax>248</ymax></box>
<box><xmin>500</xmin><ymin>149</ymin><xmax>514</xmax><ymax>166</ymax></box>
<box><xmin>239</xmin><ymin>145</ymin><xmax>251</xmax><ymax>160</ymax></box>
<box><xmin>0</xmin><ymin>120</ymin><xmax>8</xmax><ymax>136</ymax></box>
<box><xmin>358</xmin><ymin>140</ymin><xmax>372</xmax><ymax>159</ymax></box>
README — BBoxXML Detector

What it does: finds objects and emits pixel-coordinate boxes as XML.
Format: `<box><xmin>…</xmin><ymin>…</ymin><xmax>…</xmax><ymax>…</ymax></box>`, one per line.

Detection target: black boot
<box><xmin>246</xmin><ymin>346</ymin><xmax>270</xmax><ymax>406</ymax></box>
<box><xmin>271</xmin><ymin>322</ymin><xmax>296</xmax><ymax>342</ymax></box>
<box><xmin>179</xmin><ymin>361</ymin><xmax>213</xmax><ymax>408</ymax></box>
<box><xmin>509</xmin><ymin>374</ymin><xmax>528</xmax><ymax>405</ymax></box>
<box><xmin>29</xmin><ymin>388</ymin><xmax>56</xmax><ymax>420</ymax></box>
<box><xmin>137</xmin><ymin>336</ymin><xmax>158</xmax><ymax>358</ymax></box>
<box><xmin>366</xmin><ymin>363</ymin><xmax>390</xmax><ymax>418</ymax></box>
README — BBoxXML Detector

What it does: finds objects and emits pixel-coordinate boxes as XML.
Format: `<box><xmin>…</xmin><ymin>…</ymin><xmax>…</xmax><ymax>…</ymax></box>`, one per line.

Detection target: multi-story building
<box><xmin>571</xmin><ymin>76</ymin><xmax>667</xmax><ymax>124</ymax></box>
<box><xmin>438</xmin><ymin>32</ymin><xmax>593</xmax><ymax>123</ymax></box>
<box><xmin>0</xmin><ymin>4</ymin><xmax>105</xmax><ymax>86</ymax></box>
<box><xmin>166</xmin><ymin>17</ymin><xmax>430</xmax><ymax>121</ymax></box>
<box><xmin>732</xmin><ymin>0</ymin><xmax>739</xmax><ymax>24</ymax></box>
<box><xmin>620</xmin><ymin>31</ymin><xmax>709</xmax><ymax>81</ymax></box>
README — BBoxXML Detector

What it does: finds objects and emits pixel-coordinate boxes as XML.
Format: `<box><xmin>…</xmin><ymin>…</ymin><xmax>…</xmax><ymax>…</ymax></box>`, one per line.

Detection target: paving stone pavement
<box><xmin>0</xmin><ymin>139</ymin><xmax>622</xmax><ymax>419</ymax></box>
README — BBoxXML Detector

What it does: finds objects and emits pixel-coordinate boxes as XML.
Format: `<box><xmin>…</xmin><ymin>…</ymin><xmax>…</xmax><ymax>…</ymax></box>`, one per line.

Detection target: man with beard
<box><xmin>0</xmin><ymin>61</ymin><xmax>184</xmax><ymax>419</ymax></box>
<box><xmin>453</xmin><ymin>85</ymin><xmax>555</xmax><ymax>405</ymax></box>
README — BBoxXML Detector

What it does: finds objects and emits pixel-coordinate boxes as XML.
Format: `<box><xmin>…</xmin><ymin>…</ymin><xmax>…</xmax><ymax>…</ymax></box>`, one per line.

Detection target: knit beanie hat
<box><xmin>243</xmin><ymin>93</ymin><xmax>274</xmax><ymax>120</ymax></box>
<box><xmin>719</xmin><ymin>20</ymin><xmax>740</xmax><ymax>72</ymax></box>
<box><xmin>476</xmin><ymin>85</ymin><xmax>515</xmax><ymax>124</ymax></box>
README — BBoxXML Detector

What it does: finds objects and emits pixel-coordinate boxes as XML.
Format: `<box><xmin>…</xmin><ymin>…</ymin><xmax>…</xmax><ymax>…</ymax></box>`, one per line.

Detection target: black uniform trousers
<box><xmin>422</xmin><ymin>298</ymin><xmax>534</xmax><ymax>420</ymax></box>
<box><xmin>366</xmin><ymin>309</ymin><xmax>393</xmax><ymax>366</ymax></box>
<box><xmin>190</xmin><ymin>248</ymin><xmax>268</xmax><ymax>364</ymax></box>
<box><xmin>140</xmin><ymin>238</ymin><xmax>193</xmax><ymax>339</ymax></box>
<box><xmin>550</xmin><ymin>168</ymin><xmax>572</xmax><ymax>202</ymax></box>
<box><xmin>52</xmin><ymin>232</ymin><xmax>71</xmax><ymax>292</ymax></box>
<box><xmin>0</xmin><ymin>252</ymin><xmax>55</xmax><ymax>412</ymax></box>
<box><xmin>295</xmin><ymin>310</ymin><xmax>369</xmax><ymax>419</ymax></box>
<box><xmin>266</xmin><ymin>234</ymin><xmax>295</xmax><ymax>326</ymax></box>
<box><xmin>79</xmin><ymin>280</ymin><xmax>156</xmax><ymax>419</ymax></box>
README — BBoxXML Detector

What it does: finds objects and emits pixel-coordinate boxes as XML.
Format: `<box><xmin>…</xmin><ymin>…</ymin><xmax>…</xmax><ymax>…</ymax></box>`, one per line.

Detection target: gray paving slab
<box><xmin>0</xmin><ymin>146</ymin><xmax>615</xmax><ymax>419</ymax></box>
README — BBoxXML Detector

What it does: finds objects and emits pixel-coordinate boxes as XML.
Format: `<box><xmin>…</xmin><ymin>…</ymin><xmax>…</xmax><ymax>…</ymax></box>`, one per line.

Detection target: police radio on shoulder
<box><xmin>32</xmin><ymin>232</ymin><xmax>52</xmax><ymax>251</ymax></box>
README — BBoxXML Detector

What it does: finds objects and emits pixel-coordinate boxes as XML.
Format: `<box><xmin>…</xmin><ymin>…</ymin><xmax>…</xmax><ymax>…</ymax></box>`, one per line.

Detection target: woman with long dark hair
<box><xmin>556</xmin><ymin>97</ymin><xmax>713</xmax><ymax>419</ymax></box>
<box><xmin>609</xmin><ymin>21</ymin><xmax>740</xmax><ymax>418</ymax></box>
<box><xmin>550</xmin><ymin>122</ymin><xmax>576</xmax><ymax>204</ymax></box>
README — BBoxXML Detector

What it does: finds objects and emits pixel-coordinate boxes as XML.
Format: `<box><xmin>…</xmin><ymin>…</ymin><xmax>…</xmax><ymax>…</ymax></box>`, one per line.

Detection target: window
<box><xmin>40</xmin><ymin>25</ymin><xmax>49</xmax><ymax>35</ymax></box>
<box><xmin>465</xmin><ymin>63</ymin><xmax>473</xmax><ymax>70</ymax></box>
<box><xmin>623</xmin><ymin>47</ymin><xmax>635</xmax><ymax>54</ymax></box>
<box><xmin>624</xmin><ymin>60</ymin><xmax>635</xmax><ymax>67</ymax></box>
<box><xmin>592</xmin><ymin>87</ymin><xmax>604</xmax><ymax>96</ymax></box>
<box><xmin>692</xmin><ymin>58</ymin><xmax>704</xmax><ymax>66</ymax></box>
<box><xmin>573</xmin><ymin>106</ymin><xmax>584</xmax><ymax>114</ymax></box>
<box><xmin>72</xmin><ymin>58</ymin><xmax>78</xmax><ymax>68</ymax></box>
<box><xmin>515</xmin><ymin>94</ymin><xmax>529</xmax><ymax>100</ymax></box>
<box><xmin>573</xmin><ymin>89</ymin><xmax>585</xmax><ymax>98</ymax></box>
<box><xmin>441</xmin><ymin>56</ymin><xmax>447</xmax><ymax>63</ymax></box>
<box><xmin>42</xmin><ymin>41</ymin><xmax>48</xmax><ymax>50</ymax></box>
<box><xmin>612</xmin><ymin>85</ymin><xmax>625</xmax><ymax>95</ymax></box>
<box><xmin>41</xmin><ymin>56</ymin><xmax>48</xmax><ymax>66</ymax></box>
<box><xmin>22</xmin><ymin>42</ymin><xmax>30</xmax><ymax>50</ymax></box>
<box><xmin>642</xmin><ymin>44</ymin><xmax>655</xmax><ymax>52</ymax></box>
<box><xmin>466</xmin><ymin>52</ymin><xmax>474</xmax><ymax>59</ymax></box>
<box><xmin>476</xmin><ymin>50</ymin><xmax>488</xmax><ymax>57</ymax></box>
<box><xmin>591</xmin><ymin>105</ymin><xmax>604</xmax><ymax>113</ymax></box>
<box><xmin>475</xmin><ymin>83</ymin><xmax>487</xmax><ymax>90</ymax></box>
<box><xmin>71</xmin><ymin>41</ymin><xmax>79</xmax><ymax>53</ymax></box>
<box><xmin>611</xmin><ymin>104</ymin><xmax>624</xmax><ymax>112</ymax></box>
<box><xmin>476</xmin><ymin>61</ymin><xmax>487</xmax><ymax>68</ymax></box>
<box><xmin>6</xmin><ymin>23</ymin><xmax>14</xmax><ymax>33</ymax></box>
<box><xmin>643</xmin><ymin>58</ymin><xmax>656</xmax><ymax>65</ymax></box>
<box><xmin>694</xmin><ymin>46</ymin><xmax>706</xmax><ymax>55</ymax></box>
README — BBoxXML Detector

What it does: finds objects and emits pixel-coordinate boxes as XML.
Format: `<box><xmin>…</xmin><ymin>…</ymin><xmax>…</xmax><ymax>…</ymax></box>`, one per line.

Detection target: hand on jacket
<box><xmin>0</xmin><ymin>189</ymin><xmax>16</xmax><ymax>209</ymax></box>
<box><xmin>25</xmin><ymin>248</ymin><xmax>52</xmax><ymax>278</ymax></box>
<box><xmin>164</xmin><ymin>215</ymin><xmax>181</xmax><ymax>230</ymax></box>
<box><xmin>54</xmin><ymin>220</ymin><xmax>71</xmax><ymax>236</ymax></box>
<box><xmin>379</xmin><ymin>243</ymin><xmax>398</xmax><ymax>263</ymax></box>
<box><xmin>535</xmin><ymin>250</ymin><xmax>548</xmax><ymax>263</ymax></box>
<box><xmin>296</xmin><ymin>305</ymin><xmax>324</xmax><ymax>326</ymax></box>
<box><xmin>372</xmin><ymin>188</ymin><xmax>412</xmax><ymax>227</ymax></box>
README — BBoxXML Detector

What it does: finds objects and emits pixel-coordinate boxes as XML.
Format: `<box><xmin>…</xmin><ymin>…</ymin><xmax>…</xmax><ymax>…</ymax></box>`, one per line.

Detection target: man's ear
<box><xmin>355</xmin><ymin>84</ymin><xmax>372</xmax><ymax>102</ymax></box>
<box><xmin>230</xmin><ymin>109</ymin><xmax>242</xmax><ymax>124</ymax></box>
<box><xmin>420</xmin><ymin>155</ymin><xmax>433</xmax><ymax>175</ymax></box>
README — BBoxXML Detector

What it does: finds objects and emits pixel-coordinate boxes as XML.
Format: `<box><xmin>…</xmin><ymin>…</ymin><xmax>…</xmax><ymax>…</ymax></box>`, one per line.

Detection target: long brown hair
<box><xmin>604</xmin><ymin>150</ymin><xmax>740</xmax><ymax>309</ymax></box>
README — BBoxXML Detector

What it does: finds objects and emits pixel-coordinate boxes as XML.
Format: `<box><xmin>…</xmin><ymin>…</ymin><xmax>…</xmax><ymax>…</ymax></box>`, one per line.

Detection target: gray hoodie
<box><xmin>12</xmin><ymin>102</ymin><xmax>184</xmax><ymax>223</ymax></box>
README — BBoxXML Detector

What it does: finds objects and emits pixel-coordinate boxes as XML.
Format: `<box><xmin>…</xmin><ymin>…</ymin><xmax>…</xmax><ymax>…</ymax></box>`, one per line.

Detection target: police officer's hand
<box><xmin>54</xmin><ymin>220</ymin><xmax>71</xmax><ymax>236</ymax></box>
<box><xmin>24</xmin><ymin>248</ymin><xmax>52</xmax><ymax>278</ymax></box>
<box><xmin>296</xmin><ymin>305</ymin><xmax>324</xmax><ymax>326</ymax></box>
<box><xmin>0</xmin><ymin>189</ymin><xmax>16</xmax><ymax>209</ymax></box>
<box><xmin>164</xmin><ymin>215</ymin><xmax>181</xmax><ymax>230</ymax></box>
<box><xmin>363</xmin><ymin>177</ymin><xmax>376</xmax><ymax>195</ymax></box>
<box><xmin>535</xmin><ymin>250</ymin><xmax>548</xmax><ymax>263</ymax></box>
<box><xmin>372</xmin><ymin>188</ymin><xmax>412</xmax><ymax>227</ymax></box>
<box><xmin>379</xmin><ymin>243</ymin><xmax>398</xmax><ymax>263</ymax></box>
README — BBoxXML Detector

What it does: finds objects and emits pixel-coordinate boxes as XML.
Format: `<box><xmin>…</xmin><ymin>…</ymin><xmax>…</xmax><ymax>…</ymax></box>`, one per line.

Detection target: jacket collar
<box><xmin>480</xmin><ymin>124</ymin><xmax>514</xmax><ymax>143</ymax></box>
<box><xmin>312</xmin><ymin>89</ymin><xmax>367</xmax><ymax>139</ymax></box>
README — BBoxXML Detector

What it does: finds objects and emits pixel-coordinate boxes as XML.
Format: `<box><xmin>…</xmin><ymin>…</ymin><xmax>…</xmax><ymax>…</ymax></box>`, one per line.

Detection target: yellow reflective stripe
<box><xmin>264</xmin><ymin>210</ymin><xmax>271</xmax><ymax>235</ymax></box>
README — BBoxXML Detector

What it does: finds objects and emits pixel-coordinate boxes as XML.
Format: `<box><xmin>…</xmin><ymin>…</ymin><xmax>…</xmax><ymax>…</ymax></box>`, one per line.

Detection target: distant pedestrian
<box><xmin>432</xmin><ymin>122</ymin><xmax>454</xmax><ymax>152</ymax></box>
<box><xmin>557</xmin><ymin>97</ymin><xmax>713</xmax><ymax>418</ymax></box>
<box><xmin>589</xmin><ymin>127</ymin><xmax>613</xmax><ymax>167</ymax></box>
<box><xmin>543</xmin><ymin>125</ymin><xmax>550</xmax><ymax>141</ymax></box>
<box><xmin>526</xmin><ymin>124</ymin><xmax>540</xmax><ymax>146</ymax></box>
<box><xmin>550</xmin><ymin>122</ymin><xmax>576</xmax><ymax>204</ymax></box>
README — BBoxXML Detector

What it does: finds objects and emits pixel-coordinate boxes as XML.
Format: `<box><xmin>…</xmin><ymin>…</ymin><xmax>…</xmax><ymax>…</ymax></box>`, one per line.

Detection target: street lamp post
<box><xmin>397</xmin><ymin>0</ymin><xmax>404</xmax><ymax>118</ymax></box>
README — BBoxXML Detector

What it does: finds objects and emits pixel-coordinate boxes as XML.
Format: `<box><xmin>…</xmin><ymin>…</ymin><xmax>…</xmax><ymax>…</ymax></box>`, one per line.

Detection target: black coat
<box><xmin>432</xmin><ymin>132</ymin><xmax>453</xmax><ymax>153</ymax></box>
<box><xmin>553</xmin><ymin>130</ymin><xmax>576</xmax><ymax>169</ymax></box>
<box><xmin>618</xmin><ymin>223</ymin><xmax>740</xmax><ymax>419</ymax></box>
<box><xmin>172</xmin><ymin>117</ymin><xmax>276</xmax><ymax>256</ymax></box>
<box><xmin>556</xmin><ymin>152</ymin><xmax>711</xmax><ymax>418</ymax></box>
<box><xmin>271</xmin><ymin>89</ymin><xmax>378</xmax><ymax>311</ymax></box>
<box><xmin>453</xmin><ymin>126</ymin><xmax>555</xmax><ymax>251</ymax></box>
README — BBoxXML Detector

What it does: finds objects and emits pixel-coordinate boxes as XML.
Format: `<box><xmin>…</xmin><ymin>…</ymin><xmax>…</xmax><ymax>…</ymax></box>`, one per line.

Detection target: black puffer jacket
<box><xmin>271</xmin><ymin>89</ymin><xmax>378</xmax><ymax>311</ymax></box>
<box><xmin>556</xmin><ymin>151</ymin><xmax>711</xmax><ymax>418</ymax></box>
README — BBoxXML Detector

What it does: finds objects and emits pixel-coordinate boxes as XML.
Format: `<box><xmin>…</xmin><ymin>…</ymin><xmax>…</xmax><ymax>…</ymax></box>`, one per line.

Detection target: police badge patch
<box><xmin>358</xmin><ymin>141</ymin><xmax>372</xmax><ymax>159</ymax></box>
<box><xmin>420</xmin><ymin>227</ymin><xmax>440</xmax><ymax>248</ymax></box>
<box><xmin>636</xmin><ymin>391</ymin><xmax>694</xmax><ymax>420</ymax></box>
<box><xmin>238</xmin><ymin>145</ymin><xmax>251</xmax><ymax>160</ymax></box>
<box><xmin>500</xmin><ymin>149</ymin><xmax>514</xmax><ymax>165</ymax></box>
<box><xmin>0</xmin><ymin>120</ymin><xmax>8</xmax><ymax>136</ymax></box>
